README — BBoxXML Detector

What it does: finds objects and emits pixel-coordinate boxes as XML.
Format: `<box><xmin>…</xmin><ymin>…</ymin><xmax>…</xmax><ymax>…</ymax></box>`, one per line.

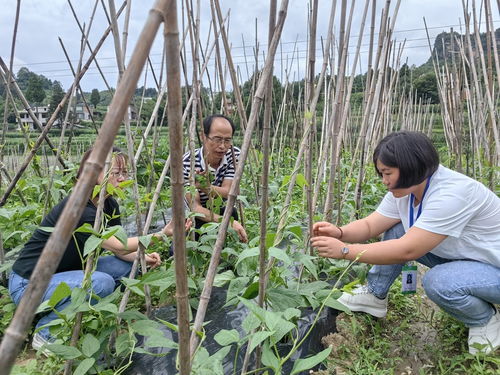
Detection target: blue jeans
<box><xmin>367</xmin><ymin>223</ymin><xmax>500</xmax><ymax>327</ymax></box>
<box><xmin>9</xmin><ymin>256</ymin><xmax>132</xmax><ymax>340</ymax></box>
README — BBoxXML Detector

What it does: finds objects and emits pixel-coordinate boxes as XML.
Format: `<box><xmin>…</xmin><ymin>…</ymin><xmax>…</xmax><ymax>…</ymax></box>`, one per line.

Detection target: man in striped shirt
<box><xmin>183</xmin><ymin>114</ymin><xmax>248</xmax><ymax>242</ymax></box>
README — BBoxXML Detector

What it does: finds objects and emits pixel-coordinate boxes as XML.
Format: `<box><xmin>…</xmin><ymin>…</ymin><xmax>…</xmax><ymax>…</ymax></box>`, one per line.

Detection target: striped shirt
<box><xmin>182</xmin><ymin>146</ymin><xmax>240</xmax><ymax>207</ymax></box>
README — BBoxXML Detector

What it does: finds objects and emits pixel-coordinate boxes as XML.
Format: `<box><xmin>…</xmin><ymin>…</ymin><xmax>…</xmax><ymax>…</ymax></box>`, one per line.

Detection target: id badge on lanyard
<box><xmin>402</xmin><ymin>176</ymin><xmax>431</xmax><ymax>294</ymax></box>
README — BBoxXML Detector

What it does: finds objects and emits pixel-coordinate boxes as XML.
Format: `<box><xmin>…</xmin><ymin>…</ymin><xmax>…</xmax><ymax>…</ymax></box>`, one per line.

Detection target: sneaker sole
<box><xmin>337</xmin><ymin>298</ymin><xmax>387</xmax><ymax>318</ymax></box>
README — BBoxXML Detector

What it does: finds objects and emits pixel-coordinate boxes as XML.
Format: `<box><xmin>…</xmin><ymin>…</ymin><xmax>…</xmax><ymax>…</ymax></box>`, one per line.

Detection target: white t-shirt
<box><xmin>376</xmin><ymin>165</ymin><xmax>500</xmax><ymax>267</ymax></box>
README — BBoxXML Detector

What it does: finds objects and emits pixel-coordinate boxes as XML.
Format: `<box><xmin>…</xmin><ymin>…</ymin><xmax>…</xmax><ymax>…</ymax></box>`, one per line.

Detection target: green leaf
<box><xmin>46</xmin><ymin>344</ymin><xmax>82</xmax><ymax>359</ymax></box>
<box><xmin>74</xmin><ymin>223</ymin><xmax>99</xmax><ymax>235</ymax></box>
<box><xmin>296</xmin><ymin>173</ymin><xmax>308</xmax><ymax>188</ymax></box>
<box><xmin>81</xmin><ymin>334</ymin><xmax>100</xmax><ymax>357</ymax></box>
<box><xmin>242</xmin><ymin>313</ymin><xmax>260</xmax><ymax>334</ymax></box>
<box><xmin>141</xmin><ymin>270</ymin><xmax>170</xmax><ymax>284</ymax></box>
<box><xmin>226</xmin><ymin>277</ymin><xmax>250</xmax><ymax>304</ymax></box>
<box><xmin>248</xmin><ymin>330</ymin><xmax>274</xmax><ymax>354</ymax></box>
<box><xmin>292</xmin><ymin>280</ymin><xmax>330</xmax><ymax>296</ymax></box>
<box><xmin>145</xmin><ymin>335</ymin><xmax>178</xmax><ymax>349</ymax></box>
<box><xmin>290</xmin><ymin>347</ymin><xmax>332</xmax><ymax>374</ymax></box>
<box><xmin>93</xmin><ymin>302</ymin><xmax>118</xmax><ymax>314</ymax></box>
<box><xmin>265</xmin><ymin>232</ymin><xmax>276</xmax><ymax>249</ymax></box>
<box><xmin>38</xmin><ymin>226</ymin><xmax>55</xmax><ymax>233</ymax></box>
<box><xmin>214</xmin><ymin>329</ymin><xmax>240</xmax><ymax>346</ymax></box>
<box><xmin>48</xmin><ymin>282</ymin><xmax>71</xmax><ymax>308</ymax></box>
<box><xmin>281</xmin><ymin>175</ymin><xmax>291</xmax><ymax>188</ymax></box>
<box><xmin>83</xmin><ymin>235</ymin><xmax>103</xmax><ymax>256</ymax></box>
<box><xmin>241</xmin><ymin>281</ymin><xmax>260</xmax><ymax>300</ymax></box>
<box><xmin>287</xmin><ymin>225</ymin><xmax>302</xmax><ymax>239</ymax></box>
<box><xmin>119</xmin><ymin>309</ymin><xmax>148</xmax><ymax>321</ymax></box>
<box><xmin>269</xmin><ymin>247</ymin><xmax>292</xmax><ymax>266</ymax></box>
<box><xmin>131</xmin><ymin>320</ymin><xmax>162</xmax><ymax>336</ymax></box>
<box><xmin>293</xmin><ymin>252</ymin><xmax>318</xmax><ymax>279</ymax></box>
<box><xmin>238</xmin><ymin>297</ymin><xmax>267</xmax><ymax>323</ymax></box>
<box><xmin>267</xmin><ymin>287</ymin><xmax>304</xmax><ymax>311</ymax></box>
<box><xmin>261</xmin><ymin>341</ymin><xmax>280</xmax><ymax>371</ymax></box>
<box><xmin>156</xmin><ymin>318</ymin><xmax>179</xmax><ymax>332</ymax></box>
<box><xmin>211</xmin><ymin>346</ymin><xmax>232</xmax><ymax>362</ymax></box>
<box><xmin>213</xmin><ymin>270</ymin><xmax>235</xmax><ymax>287</ymax></box>
<box><xmin>115</xmin><ymin>332</ymin><xmax>134</xmax><ymax>356</ymax></box>
<box><xmin>139</xmin><ymin>234</ymin><xmax>154</xmax><ymax>249</ymax></box>
<box><xmin>105</xmin><ymin>225</ymin><xmax>128</xmax><ymax>246</ymax></box>
<box><xmin>133</xmin><ymin>347</ymin><xmax>168</xmax><ymax>357</ymax></box>
<box><xmin>264</xmin><ymin>311</ymin><xmax>295</xmax><ymax>346</ymax></box>
<box><xmin>234</xmin><ymin>247</ymin><xmax>259</xmax><ymax>267</ymax></box>
<box><xmin>4</xmin><ymin>230</ymin><xmax>25</xmax><ymax>243</ymax></box>
<box><xmin>0</xmin><ymin>208</ymin><xmax>12</xmax><ymax>220</ymax></box>
<box><xmin>323</xmin><ymin>296</ymin><xmax>352</xmax><ymax>314</ymax></box>
<box><xmin>36</xmin><ymin>300</ymin><xmax>52</xmax><ymax>314</ymax></box>
<box><xmin>283</xmin><ymin>308</ymin><xmax>301</xmax><ymax>321</ymax></box>
<box><xmin>92</xmin><ymin>185</ymin><xmax>101</xmax><ymax>199</ymax></box>
<box><xmin>74</xmin><ymin>358</ymin><xmax>95</xmax><ymax>375</ymax></box>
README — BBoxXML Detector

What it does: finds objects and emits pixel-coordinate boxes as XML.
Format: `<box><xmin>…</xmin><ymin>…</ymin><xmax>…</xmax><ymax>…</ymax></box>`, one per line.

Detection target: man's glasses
<box><xmin>206</xmin><ymin>136</ymin><xmax>233</xmax><ymax>146</ymax></box>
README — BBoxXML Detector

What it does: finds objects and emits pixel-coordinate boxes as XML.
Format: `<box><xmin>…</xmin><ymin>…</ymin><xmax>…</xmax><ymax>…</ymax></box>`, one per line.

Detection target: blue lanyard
<box><xmin>409</xmin><ymin>176</ymin><xmax>432</xmax><ymax>227</ymax></box>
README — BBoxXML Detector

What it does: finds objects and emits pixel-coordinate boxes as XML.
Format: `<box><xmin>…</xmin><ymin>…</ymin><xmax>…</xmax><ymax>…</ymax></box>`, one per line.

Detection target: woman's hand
<box><xmin>232</xmin><ymin>220</ymin><xmax>248</xmax><ymax>243</ymax></box>
<box><xmin>310</xmin><ymin>236</ymin><xmax>345</xmax><ymax>259</ymax></box>
<box><xmin>145</xmin><ymin>252</ymin><xmax>162</xmax><ymax>269</ymax></box>
<box><xmin>312</xmin><ymin>221</ymin><xmax>342</xmax><ymax>238</ymax></box>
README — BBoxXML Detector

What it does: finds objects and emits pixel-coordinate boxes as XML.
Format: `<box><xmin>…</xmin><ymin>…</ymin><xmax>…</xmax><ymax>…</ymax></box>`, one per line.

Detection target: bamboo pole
<box><xmin>189</xmin><ymin>0</ymin><xmax>289</xmax><ymax>355</ymax></box>
<box><xmin>67</xmin><ymin>0</ymin><xmax>113</xmax><ymax>92</ymax></box>
<box><xmin>0</xmin><ymin>162</ymin><xmax>27</xmax><ymax>206</ymax></box>
<box><xmin>304</xmin><ymin>0</ymin><xmax>318</xmax><ymax>256</ymax></box>
<box><xmin>0</xmin><ymin>232</ymin><xmax>4</xmax><ymax>286</ymax></box>
<box><xmin>63</xmin><ymin>152</ymin><xmax>112</xmax><ymax>375</ymax></box>
<box><xmin>58</xmin><ymin>37</ymin><xmax>99</xmax><ymax>136</ymax></box>
<box><xmin>44</xmin><ymin>30</ymin><xmax>89</xmax><ymax>216</ymax></box>
<box><xmin>163</xmin><ymin>0</ymin><xmax>191</xmax><ymax>372</ymax></box>
<box><xmin>0</xmin><ymin>66</ymin><xmax>33</xmax><ymax>151</ymax></box>
<box><xmin>121</xmin><ymin>0</ymin><xmax>133</xmax><ymax>62</ymax></box>
<box><xmin>0</xmin><ymin>1</ymin><xmax>167</xmax><ymax>371</ymax></box>
<box><xmin>242</xmin><ymin>2</ymin><xmax>277</xmax><ymax>372</ymax></box>
<box><xmin>109</xmin><ymin>0</ymin><xmax>154</xmax><ymax>316</ymax></box>
<box><xmin>1</xmin><ymin>0</ymin><xmax>21</xmax><ymax>193</ymax></box>
<box><xmin>0</xmin><ymin>2</ymin><xmax>127</xmax><ymax>208</ymax></box>
<box><xmin>470</xmin><ymin>1</ymin><xmax>499</xmax><ymax>177</ymax></box>
<box><xmin>272</xmin><ymin>0</ymin><xmax>337</xmax><ymax>242</ymax></box>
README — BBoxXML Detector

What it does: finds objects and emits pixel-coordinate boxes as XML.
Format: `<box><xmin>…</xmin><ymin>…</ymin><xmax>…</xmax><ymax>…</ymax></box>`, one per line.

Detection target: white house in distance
<box><xmin>74</xmin><ymin>103</ymin><xmax>92</xmax><ymax>121</ymax></box>
<box><xmin>19</xmin><ymin>103</ymin><xmax>92</xmax><ymax>130</ymax></box>
<box><xmin>18</xmin><ymin>105</ymin><xmax>54</xmax><ymax>130</ymax></box>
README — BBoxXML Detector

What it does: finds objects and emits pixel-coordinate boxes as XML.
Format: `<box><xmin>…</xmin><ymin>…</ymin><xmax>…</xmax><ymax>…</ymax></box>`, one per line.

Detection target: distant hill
<box><xmin>429</xmin><ymin>27</ymin><xmax>500</xmax><ymax>64</ymax></box>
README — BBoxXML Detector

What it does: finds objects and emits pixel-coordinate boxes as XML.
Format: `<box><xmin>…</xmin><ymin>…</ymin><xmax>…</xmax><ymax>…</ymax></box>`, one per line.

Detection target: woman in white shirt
<box><xmin>311</xmin><ymin>131</ymin><xmax>500</xmax><ymax>355</ymax></box>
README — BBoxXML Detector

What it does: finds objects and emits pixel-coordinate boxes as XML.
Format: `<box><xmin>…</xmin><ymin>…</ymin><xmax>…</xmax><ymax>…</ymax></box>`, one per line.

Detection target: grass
<box><xmin>320</xmin><ymin>276</ymin><xmax>500</xmax><ymax>375</ymax></box>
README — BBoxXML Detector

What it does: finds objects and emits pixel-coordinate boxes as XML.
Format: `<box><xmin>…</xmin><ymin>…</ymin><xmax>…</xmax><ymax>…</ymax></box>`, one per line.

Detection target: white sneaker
<box><xmin>468</xmin><ymin>310</ymin><xmax>500</xmax><ymax>355</ymax></box>
<box><xmin>337</xmin><ymin>285</ymin><xmax>388</xmax><ymax>318</ymax></box>
<box><xmin>32</xmin><ymin>332</ymin><xmax>53</xmax><ymax>356</ymax></box>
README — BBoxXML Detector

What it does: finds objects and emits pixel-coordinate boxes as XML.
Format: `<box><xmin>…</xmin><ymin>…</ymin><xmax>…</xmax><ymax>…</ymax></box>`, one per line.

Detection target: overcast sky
<box><xmin>1</xmin><ymin>0</ymin><xmax>498</xmax><ymax>92</ymax></box>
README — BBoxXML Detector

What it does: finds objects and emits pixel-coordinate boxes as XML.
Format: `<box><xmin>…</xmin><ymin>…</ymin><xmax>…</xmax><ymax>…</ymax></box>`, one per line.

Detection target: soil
<box><xmin>314</xmin><ymin>268</ymin><xmax>447</xmax><ymax>375</ymax></box>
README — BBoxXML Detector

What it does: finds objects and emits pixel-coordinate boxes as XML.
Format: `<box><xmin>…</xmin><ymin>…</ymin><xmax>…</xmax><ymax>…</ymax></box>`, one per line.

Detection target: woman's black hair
<box><xmin>373</xmin><ymin>131</ymin><xmax>439</xmax><ymax>188</ymax></box>
<box><xmin>202</xmin><ymin>114</ymin><xmax>236</xmax><ymax>136</ymax></box>
<box><xmin>76</xmin><ymin>146</ymin><xmax>127</xmax><ymax>179</ymax></box>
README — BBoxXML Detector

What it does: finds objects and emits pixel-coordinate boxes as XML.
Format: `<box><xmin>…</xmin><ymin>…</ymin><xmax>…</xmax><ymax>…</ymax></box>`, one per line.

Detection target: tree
<box><xmin>413</xmin><ymin>72</ymin><xmax>439</xmax><ymax>104</ymax></box>
<box><xmin>49</xmin><ymin>81</ymin><xmax>66</xmax><ymax>125</ymax></box>
<box><xmin>90</xmin><ymin>88</ymin><xmax>101</xmax><ymax>108</ymax></box>
<box><xmin>26</xmin><ymin>76</ymin><xmax>46</xmax><ymax>105</ymax></box>
<box><xmin>16</xmin><ymin>67</ymin><xmax>52</xmax><ymax>92</ymax></box>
